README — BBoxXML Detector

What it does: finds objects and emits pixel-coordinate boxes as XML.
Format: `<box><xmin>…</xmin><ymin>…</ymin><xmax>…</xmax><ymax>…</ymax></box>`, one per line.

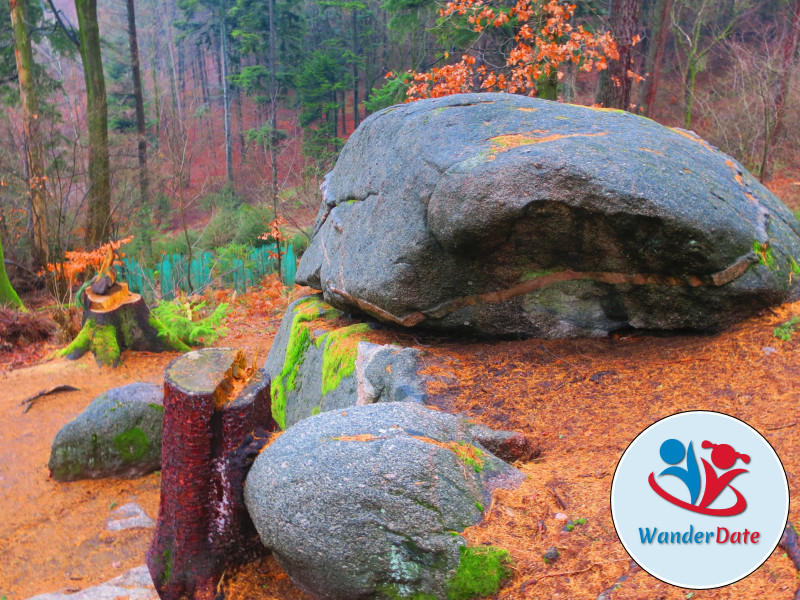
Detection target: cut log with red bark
<box><xmin>147</xmin><ymin>348</ymin><xmax>277</xmax><ymax>600</ymax></box>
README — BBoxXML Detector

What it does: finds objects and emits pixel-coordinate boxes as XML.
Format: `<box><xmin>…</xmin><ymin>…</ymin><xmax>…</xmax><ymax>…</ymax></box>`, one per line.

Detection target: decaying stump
<box><xmin>58</xmin><ymin>246</ymin><xmax>189</xmax><ymax>366</ymax></box>
<box><xmin>147</xmin><ymin>348</ymin><xmax>277</xmax><ymax>600</ymax></box>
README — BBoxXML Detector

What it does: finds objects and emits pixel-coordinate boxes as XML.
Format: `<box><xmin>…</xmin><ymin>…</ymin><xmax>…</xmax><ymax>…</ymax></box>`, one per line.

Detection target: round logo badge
<box><xmin>610</xmin><ymin>411</ymin><xmax>789</xmax><ymax>589</ymax></box>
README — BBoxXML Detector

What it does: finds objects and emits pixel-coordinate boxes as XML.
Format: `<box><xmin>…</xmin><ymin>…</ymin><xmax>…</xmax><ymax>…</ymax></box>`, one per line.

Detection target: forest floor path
<box><xmin>1</xmin><ymin>294</ymin><xmax>799</xmax><ymax>600</ymax></box>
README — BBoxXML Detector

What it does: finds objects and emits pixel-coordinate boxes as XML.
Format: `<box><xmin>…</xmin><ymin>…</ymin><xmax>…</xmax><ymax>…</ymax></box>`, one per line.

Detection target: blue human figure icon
<box><xmin>658</xmin><ymin>439</ymin><xmax>701</xmax><ymax>505</ymax></box>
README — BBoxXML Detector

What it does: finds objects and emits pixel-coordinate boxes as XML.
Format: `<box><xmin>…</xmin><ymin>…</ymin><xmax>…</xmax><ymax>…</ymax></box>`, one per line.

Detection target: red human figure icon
<box><xmin>698</xmin><ymin>441</ymin><xmax>750</xmax><ymax>511</ymax></box>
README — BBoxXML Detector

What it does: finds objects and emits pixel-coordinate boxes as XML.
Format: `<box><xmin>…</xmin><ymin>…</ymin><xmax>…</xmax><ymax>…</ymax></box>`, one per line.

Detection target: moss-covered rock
<box><xmin>244</xmin><ymin>402</ymin><xmax>524</xmax><ymax>600</ymax></box>
<box><xmin>264</xmin><ymin>295</ymin><xmax>428</xmax><ymax>429</ymax></box>
<box><xmin>49</xmin><ymin>382</ymin><xmax>164</xmax><ymax>481</ymax></box>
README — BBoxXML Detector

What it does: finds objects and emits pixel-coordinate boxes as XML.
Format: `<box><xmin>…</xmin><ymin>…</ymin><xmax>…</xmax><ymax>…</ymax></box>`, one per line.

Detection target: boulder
<box><xmin>297</xmin><ymin>93</ymin><xmax>800</xmax><ymax>337</ymax></box>
<box><xmin>49</xmin><ymin>382</ymin><xmax>163</xmax><ymax>481</ymax></box>
<box><xmin>264</xmin><ymin>296</ymin><xmax>427</xmax><ymax>429</ymax></box>
<box><xmin>244</xmin><ymin>401</ymin><xmax>523</xmax><ymax>600</ymax></box>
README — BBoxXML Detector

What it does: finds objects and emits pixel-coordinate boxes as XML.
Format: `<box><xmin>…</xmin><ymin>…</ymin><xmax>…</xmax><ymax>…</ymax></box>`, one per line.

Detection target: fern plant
<box><xmin>151</xmin><ymin>299</ymin><xmax>229</xmax><ymax>347</ymax></box>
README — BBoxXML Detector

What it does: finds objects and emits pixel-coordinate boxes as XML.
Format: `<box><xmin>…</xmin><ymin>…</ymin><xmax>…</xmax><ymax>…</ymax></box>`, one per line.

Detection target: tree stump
<box><xmin>147</xmin><ymin>348</ymin><xmax>277</xmax><ymax>600</ymax></box>
<box><xmin>58</xmin><ymin>247</ymin><xmax>189</xmax><ymax>366</ymax></box>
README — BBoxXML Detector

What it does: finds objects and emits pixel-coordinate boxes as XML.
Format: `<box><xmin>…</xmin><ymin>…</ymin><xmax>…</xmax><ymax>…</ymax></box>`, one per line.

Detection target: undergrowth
<box><xmin>151</xmin><ymin>299</ymin><xmax>229</xmax><ymax>347</ymax></box>
<box><xmin>774</xmin><ymin>316</ymin><xmax>800</xmax><ymax>341</ymax></box>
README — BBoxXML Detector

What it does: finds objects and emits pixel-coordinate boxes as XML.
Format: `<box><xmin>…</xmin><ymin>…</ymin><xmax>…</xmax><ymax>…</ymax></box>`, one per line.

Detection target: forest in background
<box><xmin>1</xmin><ymin>0</ymin><xmax>800</xmax><ymax>305</ymax></box>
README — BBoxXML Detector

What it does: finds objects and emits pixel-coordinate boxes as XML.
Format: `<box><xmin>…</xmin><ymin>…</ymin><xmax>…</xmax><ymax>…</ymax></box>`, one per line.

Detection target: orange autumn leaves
<box><xmin>394</xmin><ymin>0</ymin><xmax>619</xmax><ymax>101</ymax></box>
<box><xmin>42</xmin><ymin>235</ymin><xmax>133</xmax><ymax>285</ymax></box>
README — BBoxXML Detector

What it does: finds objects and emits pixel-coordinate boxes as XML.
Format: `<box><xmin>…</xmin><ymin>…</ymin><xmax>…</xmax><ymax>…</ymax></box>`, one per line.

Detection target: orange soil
<box><xmin>1</xmin><ymin>292</ymin><xmax>799</xmax><ymax>599</ymax></box>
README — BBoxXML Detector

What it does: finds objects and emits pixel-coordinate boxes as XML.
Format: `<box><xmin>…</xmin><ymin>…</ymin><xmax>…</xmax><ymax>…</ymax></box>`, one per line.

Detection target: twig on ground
<box><xmin>766</xmin><ymin>422</ymin><xmax>797</xmax><ymax>431</ymax></box>
<box><xmin>546</xmin><ymin>485</ymin><xmax>568</xmax><ymax>510</ymax></box>
<box><xmin>596</xmin><ymin>561</ymin><xmax>641</xmax><ymax>600</ymax></box>
<box><xmin>20</xmin><ymin>385</ymin><xmax>80</xmax><ymax>413</ymax></box>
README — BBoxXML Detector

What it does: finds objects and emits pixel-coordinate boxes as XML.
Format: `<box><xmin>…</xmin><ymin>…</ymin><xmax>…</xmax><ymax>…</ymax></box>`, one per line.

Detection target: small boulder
<box><xmin>49</xmin><ymin>382</ymin><xmax>163</xmax><ymax>481</ymax></box>
<box><xmin>244</xmin><ymin>402</ymin><xmax>524</xmax><ymax>600</ymax></box>
<box><xmin>264</xmin><ymin>296</ymin><xmax>428</xmax><ymax>429</ymax></box>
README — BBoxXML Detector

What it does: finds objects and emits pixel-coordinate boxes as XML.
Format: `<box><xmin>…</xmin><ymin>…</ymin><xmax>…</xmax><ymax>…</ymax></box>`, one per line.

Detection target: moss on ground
<box><xmin>446</xmin><ymin>545</ymin><xmax>512</xmax><ymax>600</ymax></box>
<box><xmin>270</xmin><ymin>297</ymin><xmax>340</xmax><ymax>429</ymax></box>
<box><xmin>318</xmin><ymin>323</ymin><xmax>371</xmax><ymax>396</ymax></box>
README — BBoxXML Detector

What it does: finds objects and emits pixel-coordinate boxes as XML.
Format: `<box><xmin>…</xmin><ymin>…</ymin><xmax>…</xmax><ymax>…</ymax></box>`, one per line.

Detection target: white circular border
<box><xmin>610</xmin><ymin>410</ymin><xmax>790</xmax><ymax>589</ymax></box>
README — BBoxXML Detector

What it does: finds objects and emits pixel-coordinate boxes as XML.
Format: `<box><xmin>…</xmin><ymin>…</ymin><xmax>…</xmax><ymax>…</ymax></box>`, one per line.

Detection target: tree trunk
<box><xmin>147</xmin><ymin>348</ymin><xmax>275</xmax><ymax>600</ymax></box>
<box><xmin>126</xmin><ymin>0</ymin><xmax>149</xmax><ymax>207</ymax></box>
<box><xmin>0</xmin><ymin>232</ymin><xmax>25</xmax><ymax>310</ymax></box>
<box><xmin>9</xmin><ymin>0</ymin><xmax>48</xmax><ymax>267</ymax></box>
<box><xmin>340</xmin><ymin>89</ymin><xmax>347</xmax><ymax>136</ymax></box>
<box><xmin>75</xmin><ymin>0</ymin><xmax>111</xmax><ymax>246</ymax></box>
<box><xmin>640</xmin><ymin>0</ymin><xmax>673</xmax><ymax>117</ymax></box>
<box><xmin>684</xmin><ymin>62</ymin><xmax>697</xmax><ymax>128</ymax></box>
<box><xmin>352</xmin><ymin>6</ymin><xmax>360</xmax><ymax>129</ymax></box>
<box><xmin>150</xmin><ymin>42</ymin><xmax>161</xmax><ymax>149</ymax></box>
<box><xmin>235</xmin><ymin>87</ymin><xmax>245</xmax><ymax>164</ymax></box>
<box><xmin>537</xmin><ymin>70</ymin><xmax>559</xmax><ymax>100</ymax></box>
<box><xmin>220</xmin><ymin>12</ymin><xmax>233</xmax><ymax>183</ymax></box>
<box><xmin>268</xmin><ymin>0</ymin><xmax>281</xmax><ymax>278</ymax></box>
<box><xmin>162</xmin><ymin>2</ymin><xmax>183</xmax><ymax>126</ymax></box>
<box><xmin>760</xmin><ymin>0</ymin><xmax>800</xmax><ymax>182</ymax></box>
<box><xmin>597</xmin><ymin>0</ymin><xmax>641</xmax><ymax>110</ymax></box>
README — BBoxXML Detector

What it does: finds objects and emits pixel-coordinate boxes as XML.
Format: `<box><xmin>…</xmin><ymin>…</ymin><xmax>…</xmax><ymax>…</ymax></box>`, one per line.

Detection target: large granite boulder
<box><xmin>297</xmin><ymin>93</ymin><xmax>800</xmax><ymax>337</ymax></box>
<box><xmin>244</xmin><ymin>402</ymin><xmax>523</xmax><ymax>600</ymax></box>
<box><xmin>49</xmin><ymin>382</ymin><xmax>163</xmax><ymax>481</ymax></box>
<box><xmin>264</xmin><ymin>295</ymin><xmax>428</xmax><ymax>429</ymax></box>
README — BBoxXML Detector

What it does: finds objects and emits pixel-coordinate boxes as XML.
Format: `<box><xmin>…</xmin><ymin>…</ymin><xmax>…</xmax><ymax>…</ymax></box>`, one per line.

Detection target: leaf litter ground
<box><xmin>1</xmin><ymin>291</ymin><xmax>799</xmax><ymax>600</ymax></box>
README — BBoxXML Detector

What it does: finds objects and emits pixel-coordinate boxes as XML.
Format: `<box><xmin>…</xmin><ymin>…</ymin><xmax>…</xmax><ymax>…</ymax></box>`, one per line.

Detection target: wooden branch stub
<box><xmin>147</xmin><ymin>348</ymin><xmax>275</xmax><ymax>600</ymax></box>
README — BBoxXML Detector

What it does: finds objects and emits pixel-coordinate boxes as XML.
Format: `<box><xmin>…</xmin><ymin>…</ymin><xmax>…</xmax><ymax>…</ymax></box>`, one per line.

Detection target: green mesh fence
<box><xmin>120</xmin><ymin>243</ymin><xmax>295</xmax><ymax>299</ymax></box>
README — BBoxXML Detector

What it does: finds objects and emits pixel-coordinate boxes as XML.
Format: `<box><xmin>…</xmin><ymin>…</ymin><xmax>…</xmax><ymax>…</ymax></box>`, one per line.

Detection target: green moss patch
<box><xmin>754</xmin><ymin>240</ymin><xmax>777</xmax><ymax>271</ymax></box>
<box><xmin>318</xmin><ymin>323</ymin><xmax>371</xmax><ymax>396</ymax></box>
<box><xmin>450</xmin><ymin>442</ymin><xmax>485</xmax><ymax>473</ymax></box>
<box><xmin>376</xmin><ymin>584</ymin><xmax>437</xmax><ymax>600</ymax></box>
<box><xmin>521</xmin><ymin>269</ymin><xmax>556</xmax><ymax>282</ymax></box>
<box><xmin>774</xmin><ymin>316</ymin><xmax>800</xmax><ymax>341</ymax></box>
<box><xmin>57</xmin><ymin>320</ymin><xmax>121</xmax><ymax>366</ymax></box>
<box><xmin>113</xmin><ymin>427</ymin><xmax>151</xmax><ymax>462</ymax></box>
<box><xmin>271</xmin><ymin>297</ymin><xmax>340</xmax><ymax>429</ymax></box>
<box><xmin>446</xmin><ymin>545</ymin><xmax>512</xmax><ymax>600</ymax></box>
